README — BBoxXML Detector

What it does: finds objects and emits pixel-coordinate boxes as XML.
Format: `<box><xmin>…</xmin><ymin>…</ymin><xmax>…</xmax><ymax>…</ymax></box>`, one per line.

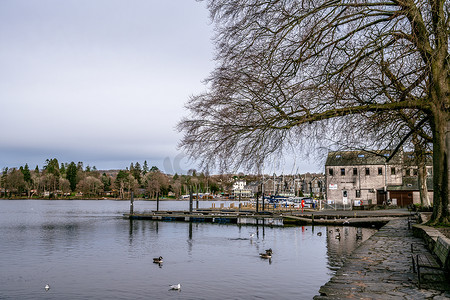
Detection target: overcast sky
<box><xmin>0</xmin><ymin>0</ymin><xmax>321</xmax><ymax>175</ymax></box>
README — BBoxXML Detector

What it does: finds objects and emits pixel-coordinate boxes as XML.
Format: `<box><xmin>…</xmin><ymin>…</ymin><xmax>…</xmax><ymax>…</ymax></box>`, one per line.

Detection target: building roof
<box><xmin>325</xmin><ymin>150</ymin><xmax>403</xmax><ymax>166</ymax></box>
<box><xmin>387</xmin><ymin>177</ymin><xmax>434</xmax><ymax>191</ymax></box>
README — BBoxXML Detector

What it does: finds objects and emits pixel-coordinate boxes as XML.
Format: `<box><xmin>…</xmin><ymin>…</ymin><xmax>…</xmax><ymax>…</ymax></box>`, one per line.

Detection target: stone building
<box><xmin>325</xmin><ymin>150</ymin><xmax>433</xmax><ymax>208</ymax></box>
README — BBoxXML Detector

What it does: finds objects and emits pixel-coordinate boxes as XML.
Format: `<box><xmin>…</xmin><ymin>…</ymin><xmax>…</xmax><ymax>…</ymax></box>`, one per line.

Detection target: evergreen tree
<box><xmin>143</xmin><ymin>160</ymin><xmax>149</xmax><ymax>175</ymax></box>
<box><xmin>44</xmin><ymin>158</ymin><xmax>60</xmax><ymax>177</ymax></box>
<box><xmin>1</xmin><ymin>168</ymin><xmax>8</xmax><ymax>196</ymax></box>
<box><xmin>66</xmin><ymin>162</ymin><xmax>78</xmax><ymax>192</ymax></box>
<box><xmin>21</xmin><ymin>164</ymin><xmax>32</xmax><ymax>183</ymax></box>
<box><xmin>60</xmin><ymin>163</ymin><xmax>66</xmax><ymax>175</ymax></box>
<box><xmin>131</xmin><ymin>162</ymin><xmax>142</xmax><ymax>184</ymax></box>
<box><xmin>135</xmin><ymin>162</ymin><xmax>141</xmax><ymax>173</ymax></box>
<box><xmin>101</xmin><ymin>173</ymin><xmax>111</xmax><ymax>191</ymax></box>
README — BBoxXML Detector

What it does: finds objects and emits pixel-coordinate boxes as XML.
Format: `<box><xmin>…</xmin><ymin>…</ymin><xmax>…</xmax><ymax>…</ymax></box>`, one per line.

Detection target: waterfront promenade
<box><xmin>314</xmin><ymin>217</ymin><xmax>450</xmax><ymax>299</ymax></box>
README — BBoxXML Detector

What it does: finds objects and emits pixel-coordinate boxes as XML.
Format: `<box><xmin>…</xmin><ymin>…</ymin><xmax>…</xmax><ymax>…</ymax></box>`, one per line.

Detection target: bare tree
<box><xmin>144</xmin><ymin>171</ymin><xmax>169</xmax><ymax>199</ymax></box>
<box><xmin>59</xmin><ymin>178</ymin><xmax>71</xmax><ymax>196</ymax></box>
<box><xmin>76</xmin><ymin>176</ymin><xmax>104</xmax><ymax>197</ymax></box>
<box><xmin>5</xmin><ymin>168</ymin><xmax>26</xmax><ymax>196</ymax></box>
<box><xmin>179</xmin><ymin>0</ymin><xmax>449</xmax><ymax>224</ymax></box>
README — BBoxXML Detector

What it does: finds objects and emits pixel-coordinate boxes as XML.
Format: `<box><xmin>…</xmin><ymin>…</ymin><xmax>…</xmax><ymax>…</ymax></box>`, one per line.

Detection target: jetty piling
<box><xmin>130</xmin><ymin>192</ymin><xmax>134</xmax><ymax>215</ymax></box>
<box><xmin>157</xmin><ymin>194</ymin><xmax>160</xmax><ymax>211</ymax></box>
<box><xmin>189</xmin><ymin>188</ymin><xmax>193</xmax><ymax>213</ymax></box>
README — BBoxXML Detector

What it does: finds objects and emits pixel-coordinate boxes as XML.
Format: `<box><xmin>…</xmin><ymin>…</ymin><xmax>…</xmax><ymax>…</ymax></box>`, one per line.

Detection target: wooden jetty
<box><xmin>124</xmin><ymin>210</ymin><xmax>284</xmax><ymax>226</ymax></box>
<box><xmin>124</xmin><ymin>209</ymin><xmax>409</xmax><ymax>228</ymax></box>
<box><xmin>124</xmin><ymin>195</ymin><xmax>412</xmax><ymax>228</ymax></box>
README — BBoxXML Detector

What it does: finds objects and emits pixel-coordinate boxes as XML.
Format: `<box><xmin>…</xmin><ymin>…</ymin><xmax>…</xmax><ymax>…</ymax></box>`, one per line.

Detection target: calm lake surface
<box><xmin>0</xmin><ymin>200</ymin><xmax>377</xmax><ymax>299</ymax></box>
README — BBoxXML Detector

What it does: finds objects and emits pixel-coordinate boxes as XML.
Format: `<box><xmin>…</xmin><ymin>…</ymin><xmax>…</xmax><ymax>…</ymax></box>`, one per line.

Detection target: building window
<box><xmin>353</xmin><ymin>168</ymin><xmax>357</xmax><ymax>176</ymax></box>
<box><xmin>427</xmin><ymin>167</ymin><xmax>432</xmax><ymax>176</ymax></box>
<box><xmin>391</xmin><ymin>167</ymin><xmax>396</xmax><ymax>175</ymax></box>
<box><xmin>341</xmin><ymin>168</ymin><xmax>345</xmax><ymax>176</ymax></box>
<box><xmin>378</xmin><ymin>167</ymin><xmax>383</xmax><ymax>175</ymax></box>
<box><xmin>328</xmin><ymin>168</ymin><xmax>333</xmax><ymax>176</ymax></box>
<box><xmin>365</xmin><ymin>168</ymin><xmax>370</xmax><ymax>175</ymax></box>
<box><xmin>356</xmin><ymin>190</ymin><xmax>361</xmax><ymax>198</ymax></box>
<box><xmin>413</xmin><ymin>168</ymin><xmax>418</xmax><ymax>176</ymax></box>
<box><xmin>343</xmin><ymin>190</ymin><xmax>348</xmax><ymax>198</ymax></box>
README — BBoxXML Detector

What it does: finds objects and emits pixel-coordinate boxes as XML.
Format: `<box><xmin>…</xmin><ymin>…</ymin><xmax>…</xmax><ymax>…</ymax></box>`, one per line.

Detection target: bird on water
<box><xmin>169</xmin><ymin>283</ymin><xmax>181</xmax><ymax>290</ymax></box>
<box><xmin>153</xmin><ymin>256</ymin><xmax>163</xmax><ymax>263</ymax></box>
<box><xmin>259</xmin><ymin>248</ymin><xmax>273</xmax><ymax>259</ymax></box>
<box><xmin>44</xmin><ymin>284</ymin><xmax>50</xmax><ymax>291</ymax></box>
<box><xmin>259</xmin><ymin>252</ymin><xmax>272</xmax><ymax>259</ymax></box>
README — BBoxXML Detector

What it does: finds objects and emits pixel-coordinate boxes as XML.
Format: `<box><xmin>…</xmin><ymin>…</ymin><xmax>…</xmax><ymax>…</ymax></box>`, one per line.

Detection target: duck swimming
<box><xmin>153</xmin><ymin>256</ymin><xmax>163</xmax><ymax>263</ymax></box>
<box><xmin>260</xmin><ymin>252</ymin><xmax>272</xmax><ymax>259</ymax></box>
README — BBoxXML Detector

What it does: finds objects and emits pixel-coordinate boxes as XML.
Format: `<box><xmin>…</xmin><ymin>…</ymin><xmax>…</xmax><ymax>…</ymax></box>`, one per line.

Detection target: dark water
<box><xmin>0</xmin><ymin>200</ymin><xmax>376</xmax><ymax>299</ymax></box>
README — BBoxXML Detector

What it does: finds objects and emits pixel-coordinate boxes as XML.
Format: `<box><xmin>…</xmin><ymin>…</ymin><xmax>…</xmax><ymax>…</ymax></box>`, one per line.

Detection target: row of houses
<box><xmin>231</xmin><ymin>173</ymin><xmax>325</xmax><ymax>199</ymax></box>
<box><xmin>230</xmin><ymin>149</ymin><xmax>432</xmax><ymax>208</ymax></box>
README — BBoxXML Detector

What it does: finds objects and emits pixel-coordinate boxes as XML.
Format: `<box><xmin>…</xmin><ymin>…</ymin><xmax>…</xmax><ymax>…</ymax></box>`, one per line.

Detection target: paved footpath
<box><xmin>314</xmin><ymin>218</ymin><xmax>450</xmax><ymax>299</ymax></box>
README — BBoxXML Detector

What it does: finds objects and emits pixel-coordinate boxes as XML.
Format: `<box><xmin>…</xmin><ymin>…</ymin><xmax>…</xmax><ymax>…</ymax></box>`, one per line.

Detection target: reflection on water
<box><xmin>323</xmin><ymin>226</ymin><xmax>377</xmax><ymax>271</ymax></box>
<box><xmin>0</xmin><ymin>200</ymin><xmax>378</xmax><ymax>299</ymax></box>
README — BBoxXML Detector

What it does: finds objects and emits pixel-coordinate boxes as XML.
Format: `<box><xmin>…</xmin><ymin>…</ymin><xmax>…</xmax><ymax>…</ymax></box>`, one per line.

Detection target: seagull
<box><xmin>249</xmin><ymin>232</ymin><xmax>256</xmax><ymax>238</ymax></box>
<box><xmin>44</xmin><ymin>284</ymin><xmax>50</xmax><ymax>291</ymax></box>
<box><xmin>169</xmin><ymin>283</ymin><xmax>181</xmax><ymax>290</ymax></box>
<box><xmin>153</xmin><ymin>256</ymin><xmax>163</xmax><ymax>263</ymax></box>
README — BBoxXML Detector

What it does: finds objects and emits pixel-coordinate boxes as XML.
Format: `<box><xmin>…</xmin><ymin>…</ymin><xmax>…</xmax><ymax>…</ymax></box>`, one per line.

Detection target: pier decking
<box><xmin>124</xmin><ymin>210</ymin><xmax>284</xmax><ymax>226</ymax></box>
<box><xmin>124</xmin><ymin>208</ymin><xmax>412</xmax><ymax>227</ymax></box>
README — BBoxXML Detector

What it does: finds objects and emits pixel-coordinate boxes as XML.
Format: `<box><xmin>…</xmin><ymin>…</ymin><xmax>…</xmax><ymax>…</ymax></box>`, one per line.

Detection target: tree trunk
<box><xmin>429</xmin><ymin>113</ymin><xmax>450</xmax><ymax>225</ymax></box>
<box><xmin>413</xmin><ymin>134</ymin><xmax>431</xmax><ymax>207</ymax></box>
<box><xmin>417</xmin><ymin>163</ymin><xmax>430</xmax><ymax>207</ymax></box>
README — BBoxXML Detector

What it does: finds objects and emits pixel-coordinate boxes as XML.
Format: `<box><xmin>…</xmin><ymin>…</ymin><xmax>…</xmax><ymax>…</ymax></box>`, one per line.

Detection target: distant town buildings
<box><xmin>231</xmin><ymin>174</ymin><xmax>325</xmax><ymax>199</ymax></box>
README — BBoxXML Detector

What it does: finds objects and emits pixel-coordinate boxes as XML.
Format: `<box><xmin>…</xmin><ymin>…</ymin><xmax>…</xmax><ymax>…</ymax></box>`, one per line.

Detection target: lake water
<box><xmin>0</xmin><ymin>200</ymin><xmax>377</xmax><ymax>299</ymax></box>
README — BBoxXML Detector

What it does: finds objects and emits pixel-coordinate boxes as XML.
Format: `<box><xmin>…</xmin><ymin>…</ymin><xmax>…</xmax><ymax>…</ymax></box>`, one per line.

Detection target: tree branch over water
<box><xmin>179</xmin><ymin>0</ymin><xmax>449</xmax><ymax>222</ymax></box>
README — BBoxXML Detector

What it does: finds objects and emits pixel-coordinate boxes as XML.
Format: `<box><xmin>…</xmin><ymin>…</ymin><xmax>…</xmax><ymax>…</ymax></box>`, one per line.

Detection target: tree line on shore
<box><xmin>0</xmin><ymin>158</ymin><xmax>241</xmax><ymax>199</ymax></box>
